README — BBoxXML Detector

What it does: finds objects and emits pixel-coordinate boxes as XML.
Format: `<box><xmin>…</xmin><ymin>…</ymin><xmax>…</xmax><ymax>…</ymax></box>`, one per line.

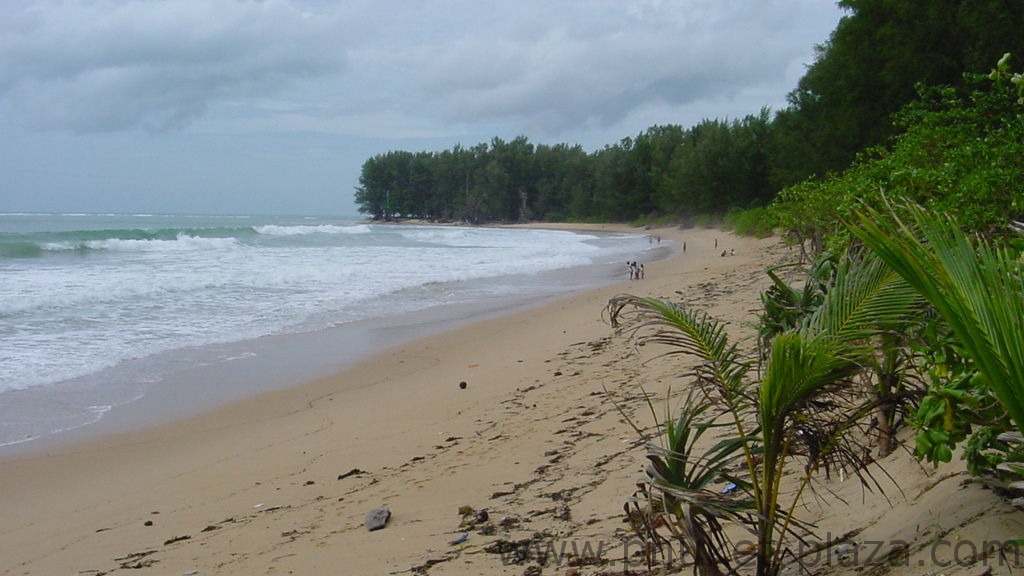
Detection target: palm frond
<box><xmin>607</xmin><ymin>294</ymin><xmax>753</xmax><ymax>412</ymax></box>
<box><xmin>759</xmin><ymin>333</ymin><xmax>860</xmax><ymax>440</ymax></box>
<box><xmin>608</xmin><ymin>294</ymin><xmax>739</xmax><ymax>364</ymax></box>
<box><xmin>803</xmin><ymin>251</ymin><xmax>923</xmax><ymax>344</ymax></box>
<box><xmin>851</xmin><ymin>201</ymin><xmax>1024</xmax><ymax>434</ymax></box>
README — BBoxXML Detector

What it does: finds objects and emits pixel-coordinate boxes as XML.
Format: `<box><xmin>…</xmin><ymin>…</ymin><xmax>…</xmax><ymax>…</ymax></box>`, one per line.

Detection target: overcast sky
<box><xmin>0</xmin><ymin>0</ymin><xmax>844</xmax><ymax>217</ymax></box>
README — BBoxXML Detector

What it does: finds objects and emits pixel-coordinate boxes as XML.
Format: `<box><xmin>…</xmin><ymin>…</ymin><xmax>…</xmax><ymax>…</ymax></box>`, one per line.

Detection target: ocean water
<box><xmin>0</xmin><ymin>213</ymin><xmax>659</xmax><ymax>448</ymax></box>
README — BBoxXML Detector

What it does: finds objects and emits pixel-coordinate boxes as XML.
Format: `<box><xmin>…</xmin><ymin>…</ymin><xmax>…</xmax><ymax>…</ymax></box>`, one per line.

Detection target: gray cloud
<box><xmin>0</xmin><ymin>0</ymin><xmax>350</xmax><ymax>132</ymax></box>
<box><xmin>1</xmin><ymin>0</ymin><xmax>838</xmax><ymax>136</ymax></box>
<box><xmin>405</xmin><ymin>0</ymin><xmax>837</xmax><ymax>134</ymax></box>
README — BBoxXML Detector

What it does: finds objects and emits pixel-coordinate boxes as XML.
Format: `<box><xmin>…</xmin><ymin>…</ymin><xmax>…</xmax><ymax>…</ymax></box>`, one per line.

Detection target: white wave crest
<box><xmin>254</xmin><ymin>224</ymin><xmax>371</xmax><ymax>236</ymax></box>
<box><xmin>42</xmin><ymin>234</ymin><xmax>238</xmax><ymax>253</ymax></box>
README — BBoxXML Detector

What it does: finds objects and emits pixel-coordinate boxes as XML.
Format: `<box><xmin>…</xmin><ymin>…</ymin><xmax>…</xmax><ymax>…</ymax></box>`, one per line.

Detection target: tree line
<box><xmin>354</xmin><ymin>0</ymin><xmax>1024</xmax><ymax>225</ymax></box>
<box><xmin>354</xmin><ymin>115</ymin><xmax>773</xmax><ymax>223</ymax></box>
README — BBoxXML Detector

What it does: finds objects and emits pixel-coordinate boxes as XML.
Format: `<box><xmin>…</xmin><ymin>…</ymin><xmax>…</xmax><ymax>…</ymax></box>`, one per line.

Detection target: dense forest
<box><xmin>354</xmin><ymin>0</ymin><xmax>1024</xmax><ymax>229</ymax></box>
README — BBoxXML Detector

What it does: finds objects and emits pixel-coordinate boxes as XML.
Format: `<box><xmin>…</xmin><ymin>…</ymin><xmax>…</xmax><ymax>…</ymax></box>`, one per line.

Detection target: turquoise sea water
<box><xmin>0</xmin><ymin>213</ymin><xmax>658</xmax><ymax>447</ymax></box>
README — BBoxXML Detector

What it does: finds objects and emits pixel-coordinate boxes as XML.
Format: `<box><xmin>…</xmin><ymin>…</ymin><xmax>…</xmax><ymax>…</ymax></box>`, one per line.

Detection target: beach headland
<box><xmin>1</xmin><ymin>223</ymin><xmax>1019</xmax><ymax>576</ymax></box>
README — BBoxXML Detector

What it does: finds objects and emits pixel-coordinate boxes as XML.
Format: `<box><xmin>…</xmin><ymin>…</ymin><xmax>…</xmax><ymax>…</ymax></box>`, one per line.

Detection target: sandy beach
<box><xmin>1</xmin><ymin>223</ymin><xmax>1021</xmax><ymax>576</ymax></box>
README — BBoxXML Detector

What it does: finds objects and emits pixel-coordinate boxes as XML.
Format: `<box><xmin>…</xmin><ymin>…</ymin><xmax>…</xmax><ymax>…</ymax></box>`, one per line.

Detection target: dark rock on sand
<box><xmin>365</xmin><ymin>507</ymin><xmax>391</xmax><ymax>531</ymax></box>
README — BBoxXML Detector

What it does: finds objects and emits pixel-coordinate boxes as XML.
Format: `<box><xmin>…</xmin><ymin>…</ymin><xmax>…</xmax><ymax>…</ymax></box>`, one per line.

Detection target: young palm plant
<box><xmin>608</xmin><ymin>249</ymin><xmax>920</xmax><ymax>576</ymax></box>
<box><xmin>759</xmin><ymin>252</ymin><xmax>925</xmax><ymax>457</ymax></box>
<box><xmin>615</xmin><ymin>386</ymin><xmax>755</xmax><ymax>576</ymax></box>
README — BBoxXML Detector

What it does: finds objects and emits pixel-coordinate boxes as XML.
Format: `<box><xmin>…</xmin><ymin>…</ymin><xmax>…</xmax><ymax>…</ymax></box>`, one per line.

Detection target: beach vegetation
<box><xmin>771</xmin><ymin>53</ymin><xmax>1024</xmax><ymax>256</ymax></box>
<box><xmin>850</xmin><ymin>199</ymin><xmax>1024</xmax><ymax>478</ymax></box>
<box><xmin>608</xmin><ymin>248</ymin><xmax>921</xmax><ymax>576</ymax></box>
<box><xmin>614</xmin><ymin>386</ymin><xmax>755</xmax><ymax>576</ymax></box>
<box><xmin>722</xmin><ymin>206</ymin><xmax>775</xmax><ymax>239</ymax></box>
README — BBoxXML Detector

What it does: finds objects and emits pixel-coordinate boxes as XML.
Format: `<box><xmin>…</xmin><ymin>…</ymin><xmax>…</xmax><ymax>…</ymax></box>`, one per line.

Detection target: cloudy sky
<box><xmin>0</xmin><ymin>0</ymin><xmax>843</xmax><ymax>217</ymax></box>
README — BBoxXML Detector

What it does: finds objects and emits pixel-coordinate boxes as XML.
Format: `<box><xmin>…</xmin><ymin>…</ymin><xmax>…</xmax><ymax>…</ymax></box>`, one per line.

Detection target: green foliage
<box><xmin>723</xmin><ymin>206</ymin><xmax>776</xmax><ymax>238</ymax></box>
<box><xmin>991</xmin><ymin>52</ymin><xmax>1024</xmax><ymax>104</ymax></box>
<box><xmin>911</xmin><ymin>317</ymin><xmax>1018</xmax><ymax>476</ymax></box>
<box><xmin>852</xmin><ymin>200</ymin><xmax>1024</xmax><ymax>476</ymax></box>
<box><xmin>771</xmin><ymin>0</ymin><xmax>1024</xmax><ymax>187</ymax></box>
<box><xmin>757</xmin><ymin>259</ymin><xmax>829</xmax><ymax>352</ymax></box>
<box><xmin>773</xmin><ymin>65</ymin><xmax>1024</xmax><ymax>254</ymax></box>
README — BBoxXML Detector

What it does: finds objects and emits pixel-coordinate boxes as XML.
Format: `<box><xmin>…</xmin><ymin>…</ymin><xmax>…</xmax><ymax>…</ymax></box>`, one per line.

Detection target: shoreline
<box><xmin>0</xmin><ymin>224</ymin><xmax>663</xmax><ymax>455</ymax></box>
<box><xmin>4</xmin><ymin>222</ymin><xmax>1010</xmax><ymax>576</ymax></box>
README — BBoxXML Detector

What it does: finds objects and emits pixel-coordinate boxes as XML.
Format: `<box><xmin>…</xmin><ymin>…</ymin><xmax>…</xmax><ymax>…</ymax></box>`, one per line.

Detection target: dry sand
<box><xmin>1</xmin><ymin>224</ymin><xmax>1021</xmax><ymax>576</ymax></box>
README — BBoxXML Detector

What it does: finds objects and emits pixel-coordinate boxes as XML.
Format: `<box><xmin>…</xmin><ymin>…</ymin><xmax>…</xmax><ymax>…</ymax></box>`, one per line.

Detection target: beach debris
<box><xmin>499</xmin><ymin>516</ymin><xmax>521</xmax><ymax>529</ymax></box>
<box><xmin>115</xmin><ymin>550</ymin><xmax>158</xmax><ymax>569</ymax></box>
<box><xmin>484</xmin><ymin>532</ymin><xmax>557</xmax><ymax>566</ymax></box>
<box><xmin>554</xmin><ymin>505</ymin><xmax>572</xmax><ymax>521</ymax></box>
<box><xmin>144</xmin><ymin>520</ymin><xmax>153</xmax><ymax>526</ymax></box>
<box><xmin>459</xmin><ymin>381</ymin><xmax>468</xmax><ymax>389</ymax></box>
<box><xmin>449</xmin><ymin>533</ymin><xmax>469</xmax><ymax>545</ymax></box>
<box><xmin>337</xmin><ymin>468</ymin><xmax>365</xmax><ymax>480</ymax></box>
<box><xmin>365</xmin><ymin>507</ymin><xmax>391</xmax><ymax>531</ymax></box>
<box><xmin>457</xmin><ymin>505</ymin><xmax>490</xmax><ymax>527</ymax></box>
<box><xmin>834</xmin><ymin>542</ymin><xmax>858</xmax><ymax>563</ymax></box>
<box><xmin>721</xmin><ymin>482</ymin><xmax>739</xmax><ymax>494</ymax></box>
<box><xmin>163</xmin><ymin>534</ymin><xmax>191</xmax><ymax>546</ymax></box>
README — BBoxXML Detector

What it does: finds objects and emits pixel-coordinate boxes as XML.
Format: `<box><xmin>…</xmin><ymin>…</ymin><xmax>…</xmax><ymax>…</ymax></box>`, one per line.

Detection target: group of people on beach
<box><xmin>627</xmin><ymin>261</ymin><xmax>645</xmax><ymax>280</ymax></box>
